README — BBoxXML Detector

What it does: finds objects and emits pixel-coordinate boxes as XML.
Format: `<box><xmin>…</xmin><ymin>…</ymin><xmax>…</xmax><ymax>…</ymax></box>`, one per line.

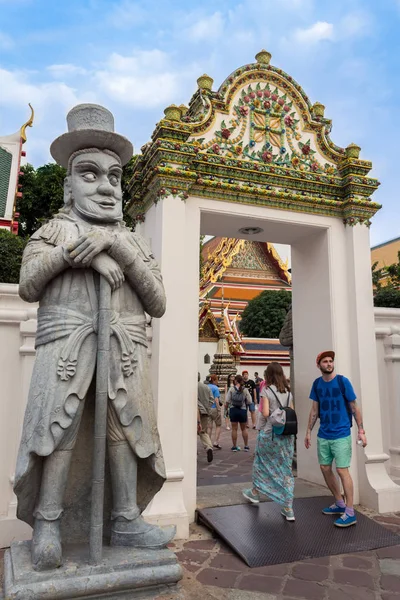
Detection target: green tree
<box><xmin>239</xmin><ymin>289</ymin><xmax>292</xmax><ymax>338</ymax></box>
<box><xmin>372</xmin><ymin>251</ymin><xmax>400</xmax><ymax>307</ymax></box>
<box><xmin>374</xmin><ymin>287</ymin><xmax>400</xmax><ymax>308</ymax></box>
<box><xmin>0</xmin><ymin>230</ymin><xmax>27</xmax><ymax>283</ymax></box>
<box><xmin>371</xmin><ymin>260</ymin><xmax>386</xmax><ymax>291</ymax></box>
<box><xmin>385</xmin><ymin>251</ymin><xmax>400</xmax><ymax>288</ymax></box>
<box><xmin>17</xmin><ymin>163</ymin><xmax>66</xmax><ymax>238</ymax></box>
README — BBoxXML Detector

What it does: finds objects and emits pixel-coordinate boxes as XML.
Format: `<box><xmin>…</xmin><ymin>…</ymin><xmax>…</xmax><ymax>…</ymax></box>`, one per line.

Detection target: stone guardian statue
<box><xmin>14</xmin><ymin>104</ymin><xmax>175</xmax><ymax>572</ymax></box>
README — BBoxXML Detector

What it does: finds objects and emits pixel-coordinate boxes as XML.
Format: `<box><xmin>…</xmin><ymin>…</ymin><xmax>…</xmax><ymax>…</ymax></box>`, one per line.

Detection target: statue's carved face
<box><xmin>69</xmin><ymin>151</ymin><xmax>123</xmax><ymax>223</ymax></box>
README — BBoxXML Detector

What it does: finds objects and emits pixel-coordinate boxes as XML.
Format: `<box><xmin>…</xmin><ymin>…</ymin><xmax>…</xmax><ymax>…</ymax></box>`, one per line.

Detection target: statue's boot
<box><xmin>32</xmin><ymin>449</ymin><xmax>73</xmax><ymax>570</ymax></box>
<box><xmin>31</xmin><ymin>518</ymin><xmax>62</xmax><ymax>571</ymax></box>
<box><xmin>111</xmin><ymin>515</ymin><xmax>176</xmax><ymax>549</ymax></box>
<box><xmin>108</xmin><ymin>440</ymin><xmax>176</xmax><ymax>549</ymax></box>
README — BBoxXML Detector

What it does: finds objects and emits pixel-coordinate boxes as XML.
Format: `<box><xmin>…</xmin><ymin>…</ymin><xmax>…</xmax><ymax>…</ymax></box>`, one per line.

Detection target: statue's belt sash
<box><xmin>36</xmin><ymin>307</ymin><xmax>147</xmax><ymax>381</ymax></box>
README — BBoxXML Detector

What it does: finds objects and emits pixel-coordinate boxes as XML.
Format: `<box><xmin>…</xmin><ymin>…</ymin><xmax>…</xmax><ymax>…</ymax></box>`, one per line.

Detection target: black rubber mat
<box><xmin>197</xmin><ymin>496</ymin><xmax>400</xmax><ymax>567</ymax></box>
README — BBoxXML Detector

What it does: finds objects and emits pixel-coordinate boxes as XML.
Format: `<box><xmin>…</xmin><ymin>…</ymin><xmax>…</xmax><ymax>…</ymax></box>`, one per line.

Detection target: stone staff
<box><xmin>90</xmin><ymin>275</ymin><xmax>111</xmax><ymax>564</ymax></box>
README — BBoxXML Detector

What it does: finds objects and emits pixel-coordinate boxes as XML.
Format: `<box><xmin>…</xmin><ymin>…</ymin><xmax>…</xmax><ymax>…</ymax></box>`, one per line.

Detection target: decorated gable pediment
<box><xmin>199</xmin><ymin>302</ymin><xmax>219</xmax><ymax>341</ymax></box>
<box><xmin>129</xmin><ymin>50</ymin><xmax>381</xmax><ymax>227</ymax></box>
<box><xmin>200</xmin><ymin>237</ymin><xmax>290</xmax><ymax>294</ymax></box>
<box><xmin>189</xmin><ymin>79</ymin><xmax>337</xmax><ymax>177</ymax></box>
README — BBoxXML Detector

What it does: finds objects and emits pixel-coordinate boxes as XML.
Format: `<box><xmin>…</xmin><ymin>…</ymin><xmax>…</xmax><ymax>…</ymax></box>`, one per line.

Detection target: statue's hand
<box><xmin>91</xmin><ymin>253</ymin><xmax>124</xmax><ymax>291</ymax></box>
<box><xmin>67</xmin><ymin>229</ymin><xmax>115</xmax><ymax>265</ymax></box>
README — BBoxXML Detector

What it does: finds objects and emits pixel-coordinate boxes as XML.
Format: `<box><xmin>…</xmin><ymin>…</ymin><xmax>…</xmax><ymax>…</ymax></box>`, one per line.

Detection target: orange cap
<box><xmin>316</xmin><ymin>350</ymin><xmax>335</xmax><ymax>366</ymax></box>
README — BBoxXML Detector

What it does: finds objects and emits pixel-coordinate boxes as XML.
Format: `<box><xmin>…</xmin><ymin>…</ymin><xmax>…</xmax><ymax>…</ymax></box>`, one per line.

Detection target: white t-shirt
<box><xmin>226</xmin><ymin>386</ymin><xmax>252</xmax><ymax>410</ymax></box>
<box><xmin>258</xmin><ymin>385</ymin><xmax>292</xmax><ymax>433</ymax></box>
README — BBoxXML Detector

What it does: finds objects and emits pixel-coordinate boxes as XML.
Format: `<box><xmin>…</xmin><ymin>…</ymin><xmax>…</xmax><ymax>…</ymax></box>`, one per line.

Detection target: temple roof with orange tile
<box><xmin>199</xmin><ymin>237</ymin><xmax>291</xmax><ymax>364</ymax></box>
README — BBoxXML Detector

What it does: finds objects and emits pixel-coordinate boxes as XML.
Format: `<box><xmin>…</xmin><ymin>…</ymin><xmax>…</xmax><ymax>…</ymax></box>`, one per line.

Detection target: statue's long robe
<box><xmin>15</xmin><ymin>213</ymin><xmax>167</xmax><ymax>527</ymax></box>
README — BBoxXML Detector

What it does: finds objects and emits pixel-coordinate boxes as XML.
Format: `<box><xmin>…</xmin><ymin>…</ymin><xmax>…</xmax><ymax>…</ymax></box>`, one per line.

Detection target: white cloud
<box><xmin>0</xmin><ymin>68</ymin><xmax>81</xmax><ymax>113</ymax></box>
<box><xmin>47</xmin><ymin>64</ymin><xmax>87</xmax><ymax>78</ymax></box>
<box><xmin>0</xmin><ymin>31</ymin><xmax>14</xmax><ymax>49</ymax></box>
<box><xmin>107</xmin><ymin>1</ymin><xmax>147</xmax><ymax>29</ymax></box>
<box><xmin>0</xmin><ymin>67</ymin><xmax>92</xmax><ymax>165</ymax></box>
<box><xmin>340</xmin><ymin>11</ymin><xmax>372</xmax><ymax>39</ymax></box>
<box><xmin>184</xmin><ymin>12</ymin><xmax>224</xmax><ymax>41</ymax></box>
<box><xmin>105</xmin><ymin>49</ymin><xmax>169</xmax><ymax>72</ymax></box>
<box><xmin>94</xmin><ymin>49</ymin><xmax>185</xmax><ymax>108</ymax></box>
<box><xmin>294</xmin><ymin>21</ymin><xmax>334</xmax><ymax>44</ymax></box>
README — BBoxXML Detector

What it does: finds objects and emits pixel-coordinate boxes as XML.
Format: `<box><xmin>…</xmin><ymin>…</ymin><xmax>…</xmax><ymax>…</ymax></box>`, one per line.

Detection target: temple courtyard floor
<box><xmin>2</xmin><ymin>426</ymin><xmax>400</xmax><ymax>599</ymax></box>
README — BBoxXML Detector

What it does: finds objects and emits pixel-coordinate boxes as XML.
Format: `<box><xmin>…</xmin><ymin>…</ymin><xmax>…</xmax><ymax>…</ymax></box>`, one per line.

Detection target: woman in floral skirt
<box><xmin>242</xmin><ymin>362</ymin><xmax>296</xmax><ymax>521</ymax></box>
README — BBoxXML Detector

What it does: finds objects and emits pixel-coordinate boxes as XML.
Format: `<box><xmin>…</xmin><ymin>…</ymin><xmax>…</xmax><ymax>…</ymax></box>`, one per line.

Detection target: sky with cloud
<box><xmin>1</xmin><ymin>0</ymin><xmax>399</xmax><ymax>245</ymax></box>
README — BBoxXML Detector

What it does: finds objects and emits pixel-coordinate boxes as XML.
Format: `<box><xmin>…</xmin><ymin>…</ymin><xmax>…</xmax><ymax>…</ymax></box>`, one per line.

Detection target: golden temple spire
<box><xmin>20</xmin><ymin>103</ymin><xmax>34</xmax><ymax>143</ymax></box>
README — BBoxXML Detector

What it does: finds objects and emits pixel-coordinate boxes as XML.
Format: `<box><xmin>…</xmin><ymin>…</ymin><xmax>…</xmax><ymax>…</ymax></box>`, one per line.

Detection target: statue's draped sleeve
<box><xmin>19</xmin><ymin>220</ymin><xmax>74</xmax><ymax>303</ymax></box>
<box><xmin>108</xmin><ymin>233</ymin><xmax>166</xmax><ymax>318</ymax></box>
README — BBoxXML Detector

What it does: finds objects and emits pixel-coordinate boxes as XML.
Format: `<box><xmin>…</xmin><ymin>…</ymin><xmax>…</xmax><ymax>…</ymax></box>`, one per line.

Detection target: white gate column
<box><xmin>140</xmin><ymin>194</ymin><xmax>193</xmax><ymax>538</ymax></box>
<box><xmin>345</xmin><ymin>224</ymin><xmax>400</xmax><ymax>512</ymax></box>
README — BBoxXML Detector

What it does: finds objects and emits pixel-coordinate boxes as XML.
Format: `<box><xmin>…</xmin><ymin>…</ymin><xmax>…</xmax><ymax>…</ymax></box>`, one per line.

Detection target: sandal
<box><xmin>213</xmin><ymin>443</ymin><xmax>222</xmax><ymax>450</ymax></box>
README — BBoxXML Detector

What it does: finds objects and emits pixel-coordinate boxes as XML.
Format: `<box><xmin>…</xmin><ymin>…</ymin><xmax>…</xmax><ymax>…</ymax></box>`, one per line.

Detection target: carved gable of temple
<box><xmin>200</xmin><ymin>237</ymin><xmax>290</xmax><ymax>295</ymax></box>
<box><xmin>130</xmin><ymin>50</ymin><xmax>380</xmax><ymax>228</ymax></box>
<box><xmin>189</xmin><ymin>77</ymin><xmax>337</xmax><ymax>176</ymax></box>
<box><xmin>228</xmin><ymin>241</ymin><xmax>286</xmax><ymax>280</ymax></box>
<box><xmin>199</xmin><ymin>302</ymin><xmax>220</xmax><ymax>341</ymax></box>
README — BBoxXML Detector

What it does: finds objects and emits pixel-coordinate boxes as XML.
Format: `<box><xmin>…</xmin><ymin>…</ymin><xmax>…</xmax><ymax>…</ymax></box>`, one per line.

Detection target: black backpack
<box><xmin>312</xmin><ymin>375</ymin><xmax>352</xmax><ymax>427</ymax></box>
<box><xmin>268</xmin><ymin>387</ymin><xmax>298</xmax><ymax>436</ymax></box>
<box><xmin>231</xmin><ymin>388</ymin><xmax>246</xmax><ymax>408</ymax></box>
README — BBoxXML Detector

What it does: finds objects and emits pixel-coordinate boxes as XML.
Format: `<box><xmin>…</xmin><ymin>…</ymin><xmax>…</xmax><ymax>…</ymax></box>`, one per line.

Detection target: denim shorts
<box><xmin>229</xmin><ymin>407</ymin><xmax>247</xmax><ymax>423</ymax></box>
<box><xmin>317</xmin><ymin>435</ymin><xmax>352</xmax><ymax>469</ymax></box>
<box><xmin>248</xmin><ymin>402</ymin><xmax>256</xmax><ymax>413</ymax></box>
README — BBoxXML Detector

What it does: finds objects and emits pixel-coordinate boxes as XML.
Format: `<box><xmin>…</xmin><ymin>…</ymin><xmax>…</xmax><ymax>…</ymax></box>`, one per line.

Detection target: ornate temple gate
<box><xmin>129</xmin><ymin>50</ymin><xmax>400</xmax><ymax>537</ymax></box>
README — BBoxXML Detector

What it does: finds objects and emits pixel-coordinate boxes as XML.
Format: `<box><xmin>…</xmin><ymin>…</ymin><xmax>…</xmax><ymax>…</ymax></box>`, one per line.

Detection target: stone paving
<box><xmin>2</xmin><ymin>424</ymin><xmax>400</xmax><ymax>599</ymax></box>
<box><xmin>169</xmin><ymin>423</ymin><xmax>400</xmax><ymax>599</ymax></box>
<box><xmin>167</xmin><ymin>525</ymin><xmax>400</xmax><ymax>599</ymax></box>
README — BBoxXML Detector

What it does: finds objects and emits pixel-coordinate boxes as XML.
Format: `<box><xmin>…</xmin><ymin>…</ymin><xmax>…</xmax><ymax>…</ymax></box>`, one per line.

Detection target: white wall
<box><xmin>198</xmin><ymin>341</ymin><xmax>218</xmax><ymax>382</ymax></box>
<box><xmin>0</xmin><ymin>284</ymin><xmax>35</xmax><ymax>547</ymax></box>
<box><xmin>374</xmin><ymin>307</ymin><xmax>400</xmax><ymax>480</ymax></box>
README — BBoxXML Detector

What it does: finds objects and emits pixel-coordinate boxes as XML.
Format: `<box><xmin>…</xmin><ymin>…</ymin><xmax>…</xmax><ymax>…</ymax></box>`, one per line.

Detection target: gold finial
<box><xmin>179</xmin><ymin>104</ymin><xmax>188</xmax><ymax>116</ymax></box>
<box><xmin>345</xmin><ymin>143</ymin><xmax>361</xmax><ymax>159</ymax></box>
<box><xmin>163</xmin><ymin>104</ymin><xmax>182</xmax><ymax>122</ymax></box>
<box><xmin>312</xmin><ymin>102</ymin><xmax>325</xmax><ymax>118</ymax></box>
<box><xmin>197</xmin><ymin>74</ymin><xmax>214</xmax><ymax>91</ymax></box>
<box><xmin>255</xmin><ymin>50</ymin><xmax>271</xmax><ymax>65</ymax></box>
<box><xmin>20</xmin><ymin>103</ymin><xmax>34</xmax><ymax>143</ymax></box>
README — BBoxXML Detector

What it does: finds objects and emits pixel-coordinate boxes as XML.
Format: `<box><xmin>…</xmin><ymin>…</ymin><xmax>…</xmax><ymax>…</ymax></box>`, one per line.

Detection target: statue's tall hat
<box><xmin>50</xmin><ymin>103</ymin><xmax>133</xmax><ymax>167</ymax></box>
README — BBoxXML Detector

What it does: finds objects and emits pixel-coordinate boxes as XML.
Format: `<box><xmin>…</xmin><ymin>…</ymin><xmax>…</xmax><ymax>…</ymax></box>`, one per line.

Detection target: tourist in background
<box><xmin>224</xmin><ymin>372</ymin><xmax>236</xmax><ymax>430</ymax></box>
<box><xmin>225</xmin><ymin>374</ymin><xmax>252</xmax><ymax>452</ymax></box>
<box><xmin>207</xmin><ymin>374</ymin><xmax>222</xmax><ymax>449</ymax></box>
<box><xmin>243</xmin><ymin>362</ymin><xmax>296</xmax><ymax>521</ymax></box>
<box><xmin>254</xmin><ymin>371</ymin><xmax>262</xmax><ymax>404</ymax></box>
<box><xmin>197</xmin><ymin>373</ymin><xmax>214</xmax><ymax>463</ymax></box>
<box><xmin>242</xmin><ymin>370</ymin><xmax>257</xmax><ymax>429</ymax></box>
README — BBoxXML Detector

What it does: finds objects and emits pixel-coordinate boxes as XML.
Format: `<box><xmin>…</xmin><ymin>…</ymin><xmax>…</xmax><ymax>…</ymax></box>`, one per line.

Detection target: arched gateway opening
<box><xmin>129</xmin><ymin>51</ymin><xmax>400</xmax><ymax>538</ymax></box>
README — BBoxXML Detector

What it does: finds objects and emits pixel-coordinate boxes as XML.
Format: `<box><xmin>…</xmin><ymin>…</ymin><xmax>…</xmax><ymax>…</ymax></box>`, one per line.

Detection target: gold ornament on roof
<box><xmin>255</xmin><ymin>50</ymin><xmax>272</xmax><ymax>65</ymax></box>
<box><xmin>312</xmin><ymin>102</ymin><xmax>325</xmax><ymax>118</ymax></box>
<box><xmin>345</xmin><ymin>143</ymin><xmax>361</xmax><ymax>159</ymax></box>
<box><xmin>197</xmin><ymin>74</ymin><xmax>214</xmax><ymax>91</ymax></box>
<box><xmin>20</xmin><ymin>103</ymin><xmax>34</xmax><ymax>143</ymax></box>
<box><xmin>163</xmin><ymin>105</ymin><xmax>182</xmax><ymax>121</ymax></box>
